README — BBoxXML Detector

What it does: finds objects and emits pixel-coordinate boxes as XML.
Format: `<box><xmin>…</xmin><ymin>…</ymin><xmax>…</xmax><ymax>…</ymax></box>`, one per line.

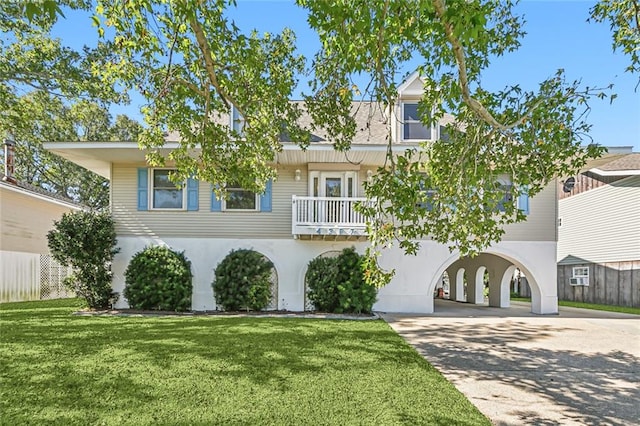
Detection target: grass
<box><xmin>0</xmin><ymin>299</ymin><xmax>489</xmax><ymax>426</ymax></box>
<box><xmin>511</xmin><ymin>297</ymin><xmax>640</xmax><ymax>315</ymax></box>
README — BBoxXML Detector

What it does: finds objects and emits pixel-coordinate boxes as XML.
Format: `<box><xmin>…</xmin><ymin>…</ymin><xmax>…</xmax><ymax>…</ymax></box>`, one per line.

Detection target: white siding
<box><xmin>557</xmin><ymin>175</ymin><xmax>640</xmax><ymax>263</ymax></box>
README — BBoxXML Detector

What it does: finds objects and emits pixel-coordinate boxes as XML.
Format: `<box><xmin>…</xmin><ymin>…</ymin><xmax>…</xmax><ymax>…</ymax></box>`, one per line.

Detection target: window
<box><xmin>402</xmin><ymin>102</ymin><xmax>431</xmax><ymax>141</ymax></box>
<box><xmin>570</xmin><ymin>267</ymin><xmax>589</xmax><ymax>286</ymax></box>
<box><xmin>497</xmin><ymin>184</ymin><xmax>514</xmax><ymax>212</ymax></box>
<box><xmin>231</xmin><ymin>106</ymin><xmax>245</xmax><ymax>137</ymax></box>
<box><xmin>308</xmin><ymin>171</ymin><xmax>357</xmax><ymax>198</ymax></box>
<box><xmin>152</xmin><ymin>169</ymin><xmax>184</xmax><ymax>209</ymax></box>
<box><xmin>224</xmin><ymin>182</ymin><xmax>258</xmax><ymax>211</ymax></box>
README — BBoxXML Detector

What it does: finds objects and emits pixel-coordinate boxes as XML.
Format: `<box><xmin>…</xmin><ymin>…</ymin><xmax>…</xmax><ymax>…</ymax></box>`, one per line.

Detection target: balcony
<box><xmin>292</xmin><ymin>196</ymin><xmax>371</xmax><ymax>240</ymax></box>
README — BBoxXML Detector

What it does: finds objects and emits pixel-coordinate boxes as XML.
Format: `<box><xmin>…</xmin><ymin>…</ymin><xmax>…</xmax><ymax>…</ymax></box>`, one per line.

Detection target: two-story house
<box><xmin>44</xmin><ymin>73</ymin><xmax>559</xmax><ymax>314</ymax></box>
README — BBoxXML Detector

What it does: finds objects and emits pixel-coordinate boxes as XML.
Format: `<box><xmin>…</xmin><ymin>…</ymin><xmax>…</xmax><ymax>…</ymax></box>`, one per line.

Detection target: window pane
<box><xmin>325</xmin><ymin>178</ymin><xmax>342</xmax><ymax>197</ymax></box>
<box><xmin>403</xmin><ymin>103</ymin><xmax>419</xmax><ymax>121</ymax></box>
<box><xmin>152</xmin><ymin>170</ymin><xmax>182</xmax><ymax>209</ymax></box>
<box><xmin>154</xmin><ymin>170</ymin><xmax>177</xmax><ymax>188</ymax></box>
<box><xmin>153</xmin><ymin>189</ymin><xmax>183</xmax><ymax>208</ymax></box>
<box><xmin>227</xmin><ymin>189</ymin><xmax>256</xmax><ymax>210</ymax></box>
<box><xmin>404</xmin><ymin>123</ymin><xmax>431</xmax><ymax>140</ymax></box>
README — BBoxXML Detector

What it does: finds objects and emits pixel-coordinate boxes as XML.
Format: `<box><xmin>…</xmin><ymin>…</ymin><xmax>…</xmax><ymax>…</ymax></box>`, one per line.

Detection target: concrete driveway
<box><xmin>381</xmin><ymin>300</ymin><xmax>640</xmax><ymax>426</ymax></box>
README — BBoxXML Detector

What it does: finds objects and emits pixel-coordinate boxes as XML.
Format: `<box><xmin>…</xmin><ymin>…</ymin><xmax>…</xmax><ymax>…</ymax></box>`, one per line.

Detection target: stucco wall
<box><xmin>111</xmin><ymin>236</ymin><xmax>558</xmax><ymax>314</ymax></box>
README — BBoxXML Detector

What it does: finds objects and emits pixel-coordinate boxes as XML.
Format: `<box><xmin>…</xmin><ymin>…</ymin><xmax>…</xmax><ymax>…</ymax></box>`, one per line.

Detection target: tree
<box><xmin>47</xmin><ymin>211</ymin><xmax>119</xmax><ymax>310</ymax></box>
<box><xmin>0</xmin><ymin>1</ymin><xmax>136</xmax><ymax>209</ymax></box>
<box><xmin>590</xmin><ymin>0</ymin><xmax>640</xmax><ymax>76</ymax></box>
<box><xmin>3</xmin><ymin>93</ymin><xmax>142</xmax><ymax>209</ymax></box>
<box><xmin>94</xmin><ymin>1</ymin><xmax>626</xmax><ymax>287</ymax></box>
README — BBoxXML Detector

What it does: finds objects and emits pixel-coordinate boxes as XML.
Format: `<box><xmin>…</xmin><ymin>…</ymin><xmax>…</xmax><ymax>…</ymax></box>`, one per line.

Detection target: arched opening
<box><xmin>428</xmin><ymin>249</ymin><xmax>556</xmax><ymax>314</ymax></box>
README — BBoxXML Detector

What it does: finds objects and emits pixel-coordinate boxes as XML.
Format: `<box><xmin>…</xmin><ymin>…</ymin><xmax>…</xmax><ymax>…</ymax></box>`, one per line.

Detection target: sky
<box><xmin>53</xmin><ymin>0</ymin><xmax>640</xmax><ymax>151</ymax></box>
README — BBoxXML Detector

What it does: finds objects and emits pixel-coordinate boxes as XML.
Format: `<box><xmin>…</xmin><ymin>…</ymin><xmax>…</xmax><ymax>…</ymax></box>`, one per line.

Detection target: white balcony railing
<box><xmin>292</xmin><ymin>195</ymin><xmax>371</xmax><ymax>237</ymax></box>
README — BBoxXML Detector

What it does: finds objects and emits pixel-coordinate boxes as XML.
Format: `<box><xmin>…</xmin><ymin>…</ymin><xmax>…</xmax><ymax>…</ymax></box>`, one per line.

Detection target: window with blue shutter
<box><xmin>210</xmin><ymin>184</ymin><xmax>222</xmax><ymax>212</ymax></box>
<box><xmin>260</xmin><ymin>179</ymin><xmax>272</xmax><ymax>212</ymax></box>
<box><xmin>186</xmin><ymin>178</ymin><xmax>199</xmax><ymax>211</ymax></box>
<box><xmin>137</xmin><ymin>168</ymin><xmax>148</xmax><ymax>211</ymax></box>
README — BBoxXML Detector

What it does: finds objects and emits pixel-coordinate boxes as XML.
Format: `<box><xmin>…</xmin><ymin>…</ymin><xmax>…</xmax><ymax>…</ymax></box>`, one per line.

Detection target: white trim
<box><xmin>149</xmin><ymin>168</ymin><xmax>186</xmax><ymax>211</ymax></box>
<box><xmin>308</xmin><ymin>170</ymin><xmax>358</xmax><ymax>197</ymax></box>
<box><xmin>46</xmin><ymin>140</ymin><xmax>420</xmax><ymax>152</ymax></box>
<box><xmin>0</xmin><ymin>181</ymin><xmax>83</xmax><ymax>210</ymax></box>
<box><xmin>401</xmin><ymin>102</ymin><xmax>434</xmax><ymax>142</ymax></box>
<box><xmin>589</xmin><ymin>167</ymin><xmax>640</xmax><ymax>176</ymax></box>
<box><xmin>221</xmin><ymin>183</ymin><xmax>259</xmax><ymax>212</ymax></box>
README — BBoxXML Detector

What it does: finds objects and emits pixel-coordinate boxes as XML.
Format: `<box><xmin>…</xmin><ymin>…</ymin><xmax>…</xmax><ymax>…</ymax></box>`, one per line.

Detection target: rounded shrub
<box><xmin>305</xmin><ymin>255</ymin><xmax>340</xmax><ymax>312</ymax></box>
<box><xmin>306</xmin><ymin>247</ymin><xmax>377</xmax><ymax>314</ymax></box>
<box><xmin>213</xmin><ymin>249</ymin><xmax>274</xmax><ymax>311</ymax></box>
<box><xmin>123</xmin><ymin>246</ymin><xmax>193</xmax><ymax>311</ymax></box>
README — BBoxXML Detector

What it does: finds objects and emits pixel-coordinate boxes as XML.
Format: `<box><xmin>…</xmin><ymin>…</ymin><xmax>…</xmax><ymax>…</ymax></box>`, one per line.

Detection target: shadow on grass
<box><xmin>0</xmin><ymin>300</ymin><xmax>490</xmax><ymax>425</ymax></box>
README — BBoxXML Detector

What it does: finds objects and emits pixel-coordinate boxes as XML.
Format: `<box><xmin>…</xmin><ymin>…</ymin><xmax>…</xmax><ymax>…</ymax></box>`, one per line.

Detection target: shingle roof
<box><xmin>164</xmin><ymin>101</ymin><xmax>455</xmax><ymax>145</ymax></box>
<box><xmin>596</xmin><ymin>153</ymin><xmax>640</xmax><ymax>172</ymax></box>
<box><xmin>0</xmin><ymin>173</ymin><xmax>81</xmax><ymax>207</ymax></box>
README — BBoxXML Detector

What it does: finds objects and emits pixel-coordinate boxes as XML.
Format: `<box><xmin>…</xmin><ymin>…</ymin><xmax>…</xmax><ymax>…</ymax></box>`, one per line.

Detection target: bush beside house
<box><xmin>306</xmin><ymin>247</ymin><xmax>377</xmax><ymax>314</ymax></box>
<box><xmin>123</xmin><ymin>246</ymin><xmax>193</xmax><ymax>311</ymax></box>
<box><xmin>212</xmin><ymin>249</ymin><xmax>274</xmax><ymax>311</ymax></box>
<box><xmin>47</xmin><ymin>211</ymin><xmax>119</xmax><ymax>310</ymax></box>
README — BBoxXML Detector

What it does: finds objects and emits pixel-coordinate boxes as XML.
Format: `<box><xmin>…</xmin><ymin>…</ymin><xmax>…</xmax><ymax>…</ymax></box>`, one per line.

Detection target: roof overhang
<box><xmin>588</xmin><ymin>167</ymin><xmax>640</xmax><ymax>177</ymax></box>
<box><xmin>44</xmin><ymin>141</ymin><xmax>422</xmax><ymax>179</ymax></box>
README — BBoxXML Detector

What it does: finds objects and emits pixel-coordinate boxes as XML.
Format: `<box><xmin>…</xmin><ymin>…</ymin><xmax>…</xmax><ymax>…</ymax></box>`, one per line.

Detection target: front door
<box><xmin>310</xmin><ymin>172</ymin><xmax>357</xmax><ymax>224</ymax></box>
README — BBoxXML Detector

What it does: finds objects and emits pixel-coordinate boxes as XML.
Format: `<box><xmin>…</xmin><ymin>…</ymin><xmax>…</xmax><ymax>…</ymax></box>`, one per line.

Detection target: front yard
<box><xmin>0</xmin><ymin>299</ymin><xmax>489</xmax><ymax>425</ymax></box>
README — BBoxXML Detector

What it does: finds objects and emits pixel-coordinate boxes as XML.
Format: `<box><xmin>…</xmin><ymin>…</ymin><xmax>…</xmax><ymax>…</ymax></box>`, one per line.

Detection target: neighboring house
<box><xmin>557</xmin><ymin>149</ymin><xmax>640</xmax><ymax>307</ymax></box>
<box><xmin>45</xmin><ymin>73</ymin><xmax>559</xmax><ymax>314</ymax></box>
<box><xmin>0</xmin><ymin>141</ymin><xmax>81</xmax><ymax>302</ymax></box>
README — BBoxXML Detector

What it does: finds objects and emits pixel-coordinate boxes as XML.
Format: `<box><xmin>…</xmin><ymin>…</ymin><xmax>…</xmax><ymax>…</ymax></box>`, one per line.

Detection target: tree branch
<box><xmin>188</xmin><ymin>14</ymin><xmax>245</xmax><ymax>118</ymax></box>
<box><xmin>431</xmin><ymin>0</ymin><xmax>543</xmax><ymax>132</ymax></box>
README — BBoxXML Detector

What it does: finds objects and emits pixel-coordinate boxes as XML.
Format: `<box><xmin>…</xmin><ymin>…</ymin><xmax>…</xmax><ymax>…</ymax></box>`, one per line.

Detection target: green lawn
<box><xmin>512</xmin><ymin>297</ymin><xmax>640</xmax><ymax>315</ymax></box>
<box><xmin>0</xmin><ymin>299</ymin><xmax>489</xmax><ymax>425</ymax></box>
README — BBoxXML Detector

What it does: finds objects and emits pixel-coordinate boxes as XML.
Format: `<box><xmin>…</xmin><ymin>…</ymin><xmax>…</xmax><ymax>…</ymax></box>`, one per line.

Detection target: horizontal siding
<box><xmin>0</xmin><ymin>188</ymin><xmax>76</xmax><ymax>253</ymax></box>
<box><xmin>112</xmin><ymin>164</ymin><xmax>307</xmax><ymax>239</ymax></box>
<box><xmin>112</xmin><ymin>163</ymin><xmax>556</xmax><ymax>242</ymax></box>
<box><xmin>502</xmin><ymin>181</ymin><xmax>557</xmax><ymax>242</ymax></box>
<box><xmin>557</xmin><ymin>175</ymin><xmax>640</xmax><ymax>263</ymax></box>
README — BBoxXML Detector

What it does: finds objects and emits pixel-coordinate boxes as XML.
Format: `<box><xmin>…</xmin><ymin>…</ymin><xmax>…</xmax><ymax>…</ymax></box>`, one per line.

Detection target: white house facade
<box><xmin>45</xmin><ymin>74</ymin><xmax>559</xmax><ymax>314</ymax></box>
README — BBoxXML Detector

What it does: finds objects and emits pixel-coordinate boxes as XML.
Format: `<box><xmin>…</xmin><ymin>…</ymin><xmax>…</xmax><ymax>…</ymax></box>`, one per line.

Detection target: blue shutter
<box><xmin>518</xmin><ymin>186</ymin><xmax>530</xmax><ymax>215</ymax></box>
<box><xmin>210</xmin><ymin>184</ymin><xmax>222</xmax><ymax>212</ymax></box>
<box><xmin>186</xmin><ymin>178</ymin><xmax>199</xmax><ymax>211</ymax></box>
<box><xmin>137</xmin><ymin>168</ymin><xmax>148</xmax><ymax>211</ymax></box>
<box><xmin>260</xmin><ymin>179</ymin><xmax>272</xmax><ymax>212</ymax></box>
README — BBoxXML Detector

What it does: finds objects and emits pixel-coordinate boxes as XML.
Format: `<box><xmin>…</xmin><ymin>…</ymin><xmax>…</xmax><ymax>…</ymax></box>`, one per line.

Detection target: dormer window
<box><xmin>231</xmin><ymin>105</ymin><xmax>245</xmax><ymax>137</ymax></box>
<box><xmin>402</xmin><ymin>102</ymin><xmax>431</xmax><ymax>141</ymax></box>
